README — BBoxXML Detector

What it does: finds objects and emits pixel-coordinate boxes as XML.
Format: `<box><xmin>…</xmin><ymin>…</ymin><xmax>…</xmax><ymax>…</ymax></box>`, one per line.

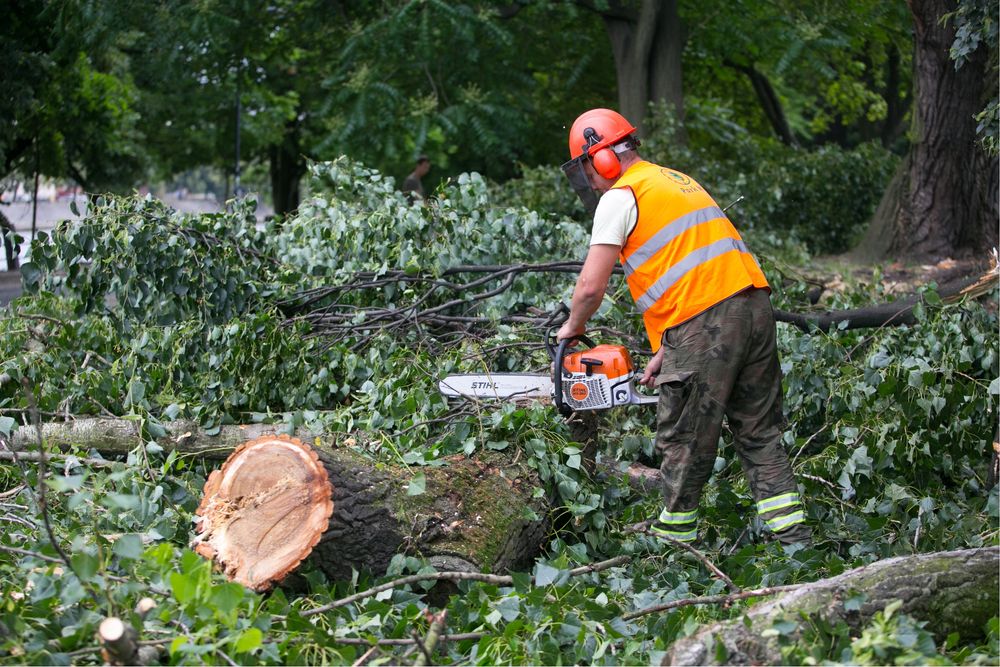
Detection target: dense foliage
<box><xmin>1</xmin><ymin>161</ymin><xmax>996</xmax><ymax>665</ymax></box>
<box><xmin>494</xmin><ymin>103</ymin><xmax>900</xmax><ymax>257</ymax></box>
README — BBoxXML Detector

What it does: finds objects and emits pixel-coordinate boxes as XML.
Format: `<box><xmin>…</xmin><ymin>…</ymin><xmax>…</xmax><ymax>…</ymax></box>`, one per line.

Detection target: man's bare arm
<box><xmin>556</xmin><ymin>243</ymin><xmax>620</xmax><ymax>340</ymax></box>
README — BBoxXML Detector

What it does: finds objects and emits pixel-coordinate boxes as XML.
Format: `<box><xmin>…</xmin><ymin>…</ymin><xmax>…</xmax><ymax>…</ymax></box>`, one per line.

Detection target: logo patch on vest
<box><xmin>662</xmin><ymin>169</ymin><xmax>690</xmax><ymax>185</ymax></box>
<box><xmin>661</xmin><ymin>169</ymin><xmax>703</xmax><ymax>194</ymax></box>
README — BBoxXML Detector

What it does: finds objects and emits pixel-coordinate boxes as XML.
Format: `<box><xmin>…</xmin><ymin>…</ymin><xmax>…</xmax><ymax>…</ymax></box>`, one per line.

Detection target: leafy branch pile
<box><xmin>1</xmin><ymin>159</ymin><xmax>997</xmax><ymax>665</ymax></box>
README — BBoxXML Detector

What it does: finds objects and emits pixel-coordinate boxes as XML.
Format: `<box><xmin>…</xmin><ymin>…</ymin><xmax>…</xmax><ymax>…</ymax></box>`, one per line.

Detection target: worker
<box><xmin>555</xmin><ymin>108</ymin><xmax>810</xmax><ymax>547</ymax></box>
<box><xmin>401</xmin><ymin>155</ymin><xmax>431</xmax><ymax>203</ymax></box>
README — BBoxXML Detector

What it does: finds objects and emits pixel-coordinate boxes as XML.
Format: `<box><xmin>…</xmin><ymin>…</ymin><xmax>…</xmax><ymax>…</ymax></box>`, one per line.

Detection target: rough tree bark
<box><xmin>598</xmin><ymin>0</ymin><xmax>687</xmax><ymax>141</ymax></box>
<box><xmin>664</xmin><ymin>546</ymin><xmax>999</xmax><ymax>666</ymax></box>
<box><xmin>5</xmin><ymin>419</ymin><xmax>551</xmax><ymax>583</ymax></box>
<box><xmin>858</xmin><ymin>0</ymin><xmax>999</xmax><ymax>262</ymax></box>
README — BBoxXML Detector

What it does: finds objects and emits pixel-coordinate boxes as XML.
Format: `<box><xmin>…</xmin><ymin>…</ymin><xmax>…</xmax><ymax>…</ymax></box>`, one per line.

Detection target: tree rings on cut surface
<box><xmin>194</xmin><ymin>434</ymin><xmax>334</xmax><ymax>591</ymax></box>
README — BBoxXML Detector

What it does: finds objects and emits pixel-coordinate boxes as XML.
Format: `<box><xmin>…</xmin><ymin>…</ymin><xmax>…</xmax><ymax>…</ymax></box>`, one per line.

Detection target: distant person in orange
<box><xmin>401</xmin><ymin>155</ymin><xmax>431</xmax><ymax>203</ymax></box>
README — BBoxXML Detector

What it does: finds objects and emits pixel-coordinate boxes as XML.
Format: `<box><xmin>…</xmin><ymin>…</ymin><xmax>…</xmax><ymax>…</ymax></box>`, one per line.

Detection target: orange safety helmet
<box><xmin>567</xmin><ymin>108</ymin><xmax>638</xmax><ymax>180</ymax></box>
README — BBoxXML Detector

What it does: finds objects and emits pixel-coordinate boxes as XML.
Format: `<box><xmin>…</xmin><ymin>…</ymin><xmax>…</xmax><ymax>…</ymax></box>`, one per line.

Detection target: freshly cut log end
<box><xmin>99</xmin><ymin>616</ymin><xmax>138</xmax><ymax>666</ymax></box>
<box><xmin>194</xmin><ymin>434</ymin><xmax>334</xmax><ymax>592</ymax></box>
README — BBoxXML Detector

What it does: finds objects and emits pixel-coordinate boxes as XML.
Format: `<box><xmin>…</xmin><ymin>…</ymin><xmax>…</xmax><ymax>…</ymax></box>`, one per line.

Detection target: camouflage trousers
<box><xmin>652</xmin><ymin>288</ymin><xmax>811</xmax><ymax>545</ymax></box>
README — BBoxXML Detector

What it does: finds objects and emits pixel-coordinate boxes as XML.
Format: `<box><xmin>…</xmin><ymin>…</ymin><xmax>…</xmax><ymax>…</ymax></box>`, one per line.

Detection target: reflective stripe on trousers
<box><xmin>652</xmin><ymin>507</ymin><xmax>698</xmax><ymax>542</ymax></box>
<box><xmin>757</xmin><ymin>492</ymin><xmax>806</xmax><ymax>533</ymax></box>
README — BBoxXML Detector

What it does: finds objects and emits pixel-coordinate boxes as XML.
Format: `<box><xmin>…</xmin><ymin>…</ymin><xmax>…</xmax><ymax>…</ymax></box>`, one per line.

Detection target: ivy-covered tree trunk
<box><xmin>664</xmin><ymin>547</ymin><xmax>999</xmax><ymax>666</ymax></box>
<box><xmin>600</xmin><ymin>0</ymin><xmax>687</xmax><ymax>142</ymax></box>
<box><xmin>859</xmin><ymin>0</ymin><xmax>999</xmax><ymax>261</ymax></box>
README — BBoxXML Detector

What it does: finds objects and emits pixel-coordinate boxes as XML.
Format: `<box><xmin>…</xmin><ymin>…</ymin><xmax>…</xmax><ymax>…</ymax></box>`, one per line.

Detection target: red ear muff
<box><xmin>591</xmin><ymin>148</ymin><xmax>621</xmax><ymax>180</ymax></box>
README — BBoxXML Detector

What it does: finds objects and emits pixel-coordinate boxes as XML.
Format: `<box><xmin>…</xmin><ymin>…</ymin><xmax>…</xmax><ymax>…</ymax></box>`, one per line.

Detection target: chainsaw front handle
<box><xmin>546</xmin><ymin>328</ymin><xmax>597</xmax><ymax>417</ymax></box>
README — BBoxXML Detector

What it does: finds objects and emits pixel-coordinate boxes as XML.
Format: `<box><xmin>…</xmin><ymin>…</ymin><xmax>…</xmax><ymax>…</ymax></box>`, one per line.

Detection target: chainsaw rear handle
<box><xmin>546</xmin><ymin>328</ymin><xmax>596</xmax><ymax>417</ymax></box>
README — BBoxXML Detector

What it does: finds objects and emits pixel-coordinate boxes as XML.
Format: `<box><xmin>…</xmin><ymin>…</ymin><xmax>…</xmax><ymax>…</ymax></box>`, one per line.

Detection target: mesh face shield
<box><xmin>560</xmin><ymin>156</ymin><xmax>600</xmax><ymax>217</ymax></box>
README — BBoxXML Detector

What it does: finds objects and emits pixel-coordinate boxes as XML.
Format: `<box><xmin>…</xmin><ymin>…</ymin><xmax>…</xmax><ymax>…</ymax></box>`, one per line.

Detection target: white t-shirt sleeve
<box><xmin>590</xmin><ymin>188</ymin><xmax>637</xmax><ymax>247</ymax></box>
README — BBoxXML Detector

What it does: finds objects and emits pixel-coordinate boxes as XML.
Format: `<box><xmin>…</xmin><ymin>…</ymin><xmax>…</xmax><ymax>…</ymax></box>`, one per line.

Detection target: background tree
<box><xmin>0</xmin><ymin>0</ymin><xmax>147</xmax><ymax>191</ymax></box>
<box><xmin>859</xmin><ymin>0</ymin><xmax>999</xmax><ymax>261</ymax></box>
<box><xmin>682</xmin><ymin>0</ymin><xmax>912</xmax><ymax>149</ymax></box>
<box><xmin>588</xmin><ymin>0</ymin><xmax>687</xmax><ymax>142</ymax></box>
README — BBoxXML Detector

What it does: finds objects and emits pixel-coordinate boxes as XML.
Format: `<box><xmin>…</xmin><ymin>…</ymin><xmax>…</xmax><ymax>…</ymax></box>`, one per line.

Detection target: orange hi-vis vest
<box><xmin>614</xmin><ymin>161</ymin><xmax>769</xmax><ymax>352</ymax></box>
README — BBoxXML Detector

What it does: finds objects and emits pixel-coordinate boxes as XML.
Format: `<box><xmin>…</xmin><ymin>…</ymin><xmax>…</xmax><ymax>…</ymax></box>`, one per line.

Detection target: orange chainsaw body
<box><xmin>559</xmin><ymin>344</ymin><xmax>651</xmax><ymax>411</ymax></box>
<box><xmin>562</xmin><ymin>344</ymin><xmax>635</xmax><ymax>379</ymax></box>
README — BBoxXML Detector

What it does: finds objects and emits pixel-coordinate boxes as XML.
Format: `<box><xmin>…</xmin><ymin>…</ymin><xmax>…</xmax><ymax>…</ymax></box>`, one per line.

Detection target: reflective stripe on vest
<box><xmin>635</xmin><ymin>237</ymin><xmax>750</xmax><ymax>312</ymax></box>
<box><xmin>611</xmin><ymin>161</ymin><xmax>769</xmax><ymax>352</ymax></box>
<box><xmin>622</xmin><ymin>205</ymin><xmax>724</xmax><ymax>277</ymax></box>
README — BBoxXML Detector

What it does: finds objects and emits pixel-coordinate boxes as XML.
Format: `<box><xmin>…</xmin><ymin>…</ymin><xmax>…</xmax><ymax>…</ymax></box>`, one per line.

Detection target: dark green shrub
<box><xmin>641</xmin><ymin>101</ymin><xmax>900</xmax><ymax>255</ymax></box>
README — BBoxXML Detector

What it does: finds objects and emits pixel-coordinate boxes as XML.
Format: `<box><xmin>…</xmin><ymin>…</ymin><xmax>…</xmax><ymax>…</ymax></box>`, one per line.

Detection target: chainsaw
<box><xmin>438</xmin><ymin>331</ymin><xmax>658</xmax><ymax>416</ymax></box>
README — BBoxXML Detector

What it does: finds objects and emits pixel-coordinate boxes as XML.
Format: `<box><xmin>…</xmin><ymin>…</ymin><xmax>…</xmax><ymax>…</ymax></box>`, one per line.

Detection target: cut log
<box><xmin>664</xmin><ymin>546</ymin><xmax>999</xmax><ymax>666</ymax></box>
<box><xmin>306</xmin><ymin>439</ymin><xmax>550</xmax><ymax>584</ymax></box>
<box><xmin>5</xmin><ymin>417</ymin><xmax>656</xmax><ymax>586</ymax></box>
<box><xmin>6</xmin><ymin>419</ymin><xmax>552</xmax><ymax>584</ymax></box>
<box><xmin>193</xmin><ymin>435</ymin><xmax>335</xmax><ymax>591</ymax></box>
<box><xmin>98</xmin><ymin>617</ymin><xmax>139</xmax><ymax>666</ymax></box>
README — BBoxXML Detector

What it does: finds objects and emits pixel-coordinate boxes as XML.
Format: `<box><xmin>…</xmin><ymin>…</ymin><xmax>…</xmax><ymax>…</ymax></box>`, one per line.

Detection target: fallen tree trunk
<box><xmin>5</xmin><ymin>419</ymin><xmax>551</xmax><ymax>584</ymax></box>
<box><xmin>6</xmin><ymin>418</ymin><xmax>271</xmax><ymax>459</ymax></box>
<box><xmin>774</xmin><ymin>266</ymin><xmax>996</xmax><ymax>333</ymax></box>
<box><xmin>664</xmin><ymin>546</ymin><xmax>999</xmax><ymax>666</ymax></box>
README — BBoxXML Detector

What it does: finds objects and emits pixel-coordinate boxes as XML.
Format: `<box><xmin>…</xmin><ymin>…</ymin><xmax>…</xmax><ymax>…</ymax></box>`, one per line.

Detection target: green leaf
<box><xmin>883</xmin><ymin>599</ymin><xmax>904</xmax><ymax>620</ymax></box>
<box><xmin>844</xmin><ymin>592</ymin><xmax>867</xmax><ymax>611</ymax></box>
<box><xmin>772</xmin><ymin>619</ymin><xmax>798</xmax><ymax>635</ymax></box>
<box><xmin>209</xmin><ymin>582</ymin><xmax>245</xmax><ymax>614</ymax></box>
<box><xmin>234</xmin><ymin>627</ymin><xmax>262</xmax><ymax>654</ymax></box>
<box><xmin>511</xmin><ymin>572</ymin><xmax>531</xmax><ymax>593</ymax></box>
<box><xmin>533</xmin><ymin>562</ymin><xmax>561</xmax><ymax>587</ymax></box>
<box><xmin>112</xmin><ymin>534</ymin><xmax>143</xmax><ymax>560</ymax></box>
<box><xmin>71</xmin><ymin>552</ymin><xmax>100</xmax><ymax>582</ymax></box>
<box><xmin>714</xmin><ymin>636</ymin><xmax>729</xmax><ymax>663</ymax></box>
<box><xmin>170</xmin><ymin>637</ymin><xmax>189</xmax><ymax>656</ymax></box>
<box><xmin>170</xmin><ymin>571</ymin><xmax>197</xmax><ymax>604</ymax></box>
<box><xmin>104</xmin><ymin>493</ymin><xmax>141</xmax><ymax>510</ymax></box>
<box><xmin>20</xmin><ymin>262</ymin><xmax>42</xmax><ymax>289</ymax></box>
<box><xmin>407</xmin><ymin>472</ymin><xmax>426</xmax><ymax>496</ymax></box>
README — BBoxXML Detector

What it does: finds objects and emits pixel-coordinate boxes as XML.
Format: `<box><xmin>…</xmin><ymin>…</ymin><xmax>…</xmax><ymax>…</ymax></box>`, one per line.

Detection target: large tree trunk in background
<box><xmin>665</xmin><ymin>547</ymin><xmax>1000</xmax><ymax>666</ymax></box>
<box><xmin>601</xmin><ymin>0</ymin><xmax>687</xmax><ymax>142</ymax></box>
<box><xmin>858</xmin><ymin>0</ymin><xmax>999</xmax><ymax>262</ymax></box>
<box><xmin>269</xmin><ymin>121</ymin><xmax>304</xmax><ymax>216</ymax></box>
